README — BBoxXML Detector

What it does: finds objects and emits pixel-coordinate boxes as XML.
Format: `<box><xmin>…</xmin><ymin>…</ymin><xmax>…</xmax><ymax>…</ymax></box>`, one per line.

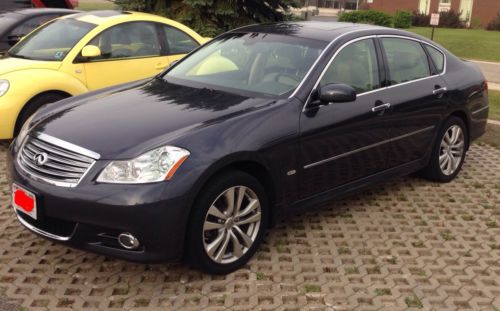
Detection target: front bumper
<box><xmin>7</xmin><ymin>144</ymin><xmax>191</xmax><ymax>263</ymax></box>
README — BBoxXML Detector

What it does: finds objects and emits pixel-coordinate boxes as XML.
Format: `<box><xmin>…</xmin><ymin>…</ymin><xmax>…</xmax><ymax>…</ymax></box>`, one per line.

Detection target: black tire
<box><xmin>14</xmin><ymin>93</ymin><xmax>66</xmax><ymax>136</ymax></box>
<box><xmin>186</xmin><ymin>170</ymin><xmax>268</xmax><ymax>274</ymax></box>
<box><xmin>421</xmin><ymin>116</ymin><xmax>468</xmax><ymax>182</ymax></box>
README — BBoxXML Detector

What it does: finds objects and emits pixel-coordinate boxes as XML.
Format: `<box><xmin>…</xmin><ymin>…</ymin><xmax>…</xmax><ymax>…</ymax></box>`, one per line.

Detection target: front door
<box><xmin>82</xmin><ymin>21</ymin><xmax>170</xmax><ymax>91</ymax></box>
<box><xmin>298</xmin><ymin>38</ymin><xmax>393</xmax><ymax>198</ymax></box>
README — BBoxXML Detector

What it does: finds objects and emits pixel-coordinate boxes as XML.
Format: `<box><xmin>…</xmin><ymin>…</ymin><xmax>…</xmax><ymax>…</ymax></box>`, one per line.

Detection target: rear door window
<box><xmin>381</xmin><ymin>38</ymin><xmax>431</xmax><ymax>85</ymax></box>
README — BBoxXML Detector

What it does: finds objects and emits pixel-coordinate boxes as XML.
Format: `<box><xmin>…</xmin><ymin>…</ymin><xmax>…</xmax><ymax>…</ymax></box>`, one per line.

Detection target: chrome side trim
<box><xmin>302</xmin><ymin>34</ymin><xmax>448</xmax><ymax>111</ymax></box>
<box><xmin>304</xmin><ymin>126</ymin><xmax>435</xmax><ymax>169</ymax></box>
<box><xmin>35</xmin><ymin>132</ymin><xmax>101</xmax><ymax>160</ymax></box>
<box><xmin>471</xmin><ymin>106</ymin><xmax>489</xmax><ymax>115</ymax></box>
<box><xmin>14</xmin><ymin>210</ymin><xmax>72</xmax><ymax>241</ymax></box>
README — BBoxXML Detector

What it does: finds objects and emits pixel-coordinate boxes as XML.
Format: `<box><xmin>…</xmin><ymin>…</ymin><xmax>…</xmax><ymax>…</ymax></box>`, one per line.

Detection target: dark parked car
<box><xmin>0</xmin><ymin>0</ymin><xmax>78</xmax><ymax>13</ymax></box>
<box><xmin>7</xmin><ymin>22</ymin><xmax>489</xmax><ymax>274</ymax></box>
<box><xmin>0</xmin><ymin>8</ymin><xmax>76</xmax><ymax>56</ymax></box>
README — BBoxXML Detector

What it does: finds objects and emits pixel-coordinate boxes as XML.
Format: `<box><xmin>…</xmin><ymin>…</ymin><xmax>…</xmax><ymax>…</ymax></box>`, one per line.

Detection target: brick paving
<box><xmin>0</xmin><ymin>140</ymin><xmax>500</xmax><ymax>310</ymax></box>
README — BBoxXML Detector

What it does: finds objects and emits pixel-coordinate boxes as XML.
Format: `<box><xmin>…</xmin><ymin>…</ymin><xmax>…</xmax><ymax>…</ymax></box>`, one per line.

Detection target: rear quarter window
<box><xmin>425</xmin><ymin>45</ymin><xmax>445</xmax><ymax>73</ymax></box>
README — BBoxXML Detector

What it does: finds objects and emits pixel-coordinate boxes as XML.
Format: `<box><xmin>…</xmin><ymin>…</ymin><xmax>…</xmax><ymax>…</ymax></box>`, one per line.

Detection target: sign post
<box><xmin>430</xmin><ymin>13</ymin><xmax>440</xmax><ymax>41</ymax></box>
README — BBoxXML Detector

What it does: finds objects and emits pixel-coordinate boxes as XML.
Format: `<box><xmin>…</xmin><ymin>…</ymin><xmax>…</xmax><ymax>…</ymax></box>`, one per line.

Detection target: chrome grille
<box><xmin>18</xmin><ymin>134</ymin><xmax>99</xmax><ymax>187</ymax></box>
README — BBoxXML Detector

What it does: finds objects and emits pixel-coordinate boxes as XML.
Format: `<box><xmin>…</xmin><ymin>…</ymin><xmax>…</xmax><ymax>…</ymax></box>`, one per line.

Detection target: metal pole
<box><xmin>431</xmin><ymin>26</ymin><xmax>435</xmax><ymax>41</ymax></box>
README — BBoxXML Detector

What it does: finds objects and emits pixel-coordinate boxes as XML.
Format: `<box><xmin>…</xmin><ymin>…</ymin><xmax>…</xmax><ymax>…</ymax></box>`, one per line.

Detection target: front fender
<box><xmin>0</xmin><ymin>69</ymin><xmax>88</xmax><ymax>139</ymax></box>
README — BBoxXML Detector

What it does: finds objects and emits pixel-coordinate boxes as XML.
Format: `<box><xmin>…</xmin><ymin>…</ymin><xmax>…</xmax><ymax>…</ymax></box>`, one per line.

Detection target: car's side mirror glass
<box><xmin>318</xmin><ymin>83</ymin><xmax>357</xmax><ymax>103</ymax></box>
<box><xmin>81</xmin><ymin>45</ymin><xmax>101</xmax><ymax>58</ymax></box>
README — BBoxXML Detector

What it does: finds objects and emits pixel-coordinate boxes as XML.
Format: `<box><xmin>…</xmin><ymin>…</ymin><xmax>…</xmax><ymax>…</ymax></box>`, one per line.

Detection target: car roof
<box><xmin>232</xmin><ymin>21</ymin><xmax>405</xmax><ymax>42</ymax></box>
<box><xmin>13</xmin><ymin>8</ymin><xmax>78</xmax><ymax>16</ymax></box>
<box><xmin>64</xmin><ymin>10</ymin><xmax>160</xmax><ymax>25</ymax></box>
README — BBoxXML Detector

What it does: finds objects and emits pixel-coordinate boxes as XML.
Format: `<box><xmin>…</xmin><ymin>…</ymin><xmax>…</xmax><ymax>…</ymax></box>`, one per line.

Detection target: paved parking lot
<box><xmin>1</xmin><ymin>140</ymin><xmax>500</xmax><ymax>310</ymax></box>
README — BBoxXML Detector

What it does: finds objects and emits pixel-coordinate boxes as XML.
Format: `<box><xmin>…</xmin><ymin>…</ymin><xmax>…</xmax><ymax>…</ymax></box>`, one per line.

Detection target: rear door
<box><xmin>378</xmin><ymin>36</ymin><xmax>448</xmax><ymax>168</ymax></box>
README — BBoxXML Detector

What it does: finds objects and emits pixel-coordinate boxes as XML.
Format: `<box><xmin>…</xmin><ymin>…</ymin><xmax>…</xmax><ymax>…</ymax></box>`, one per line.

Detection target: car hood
<box><xmin>0</xmin><ymin>56</ymin><xmax>61</xmax><ymax>75</ymax></box>
<box><xmin>32</xmin><ymin>78</ymin><xmax>275</xmax><ymax>159</ymax></box>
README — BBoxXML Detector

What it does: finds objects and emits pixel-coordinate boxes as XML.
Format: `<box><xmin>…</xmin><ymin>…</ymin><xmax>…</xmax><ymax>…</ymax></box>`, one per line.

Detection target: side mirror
<box><xmin>7</xmin><ymin>35</ymin><xmax>23</xmax><ymax>46</ymax></box>
<box><xmin>81</xmin><ymin>45</ymin><xmax>101</xmax><ymax>58</ymax></box>
<box><xmin>318</xmin><ymin>83</ymin><xmax>357</xmax><ymax>103</ymax></box>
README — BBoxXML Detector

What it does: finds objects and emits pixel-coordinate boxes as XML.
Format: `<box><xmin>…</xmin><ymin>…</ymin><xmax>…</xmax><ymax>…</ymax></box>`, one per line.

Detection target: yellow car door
<box><xmin>81</xmin><ymin>21</ymin><xmax>169</xmax><ymax>91</ymax></box>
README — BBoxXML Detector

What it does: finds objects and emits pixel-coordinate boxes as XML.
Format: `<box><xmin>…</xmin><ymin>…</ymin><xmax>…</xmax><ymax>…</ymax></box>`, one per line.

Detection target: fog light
<box><xmin>118</xmin><ymin>232</ymin><xmax>140</xmax><ymax>250</ymax></box>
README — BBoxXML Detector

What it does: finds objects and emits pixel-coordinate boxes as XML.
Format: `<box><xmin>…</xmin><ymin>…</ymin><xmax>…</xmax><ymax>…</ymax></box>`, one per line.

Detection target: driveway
<box><xmin>1</xmin><ymin>140</ymin><xmax>500</xmax><ymax>310</ymax></box>
<box><xmin>471</xmin><ymin>60</ymin><xmax>500</xmax><ymax>91</ymax></box>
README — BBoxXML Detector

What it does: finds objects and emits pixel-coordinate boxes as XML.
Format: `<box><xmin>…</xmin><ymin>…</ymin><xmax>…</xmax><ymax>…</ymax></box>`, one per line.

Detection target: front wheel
<box><xmin>422</xmin><ymin>116</ymin><xmax>468</xmax><ymax>182</ymax></box>
<box><xmin>186</xmin><ymin>171</ymin><xmax>268</xmax><ymax>274</ymax></box>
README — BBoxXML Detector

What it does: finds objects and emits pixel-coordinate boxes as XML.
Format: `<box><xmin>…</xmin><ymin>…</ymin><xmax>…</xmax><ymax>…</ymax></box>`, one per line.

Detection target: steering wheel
<box><xmin>274</xmin><ymin>73</ymin><xmax>301</xmax><ymax>83</ymax></box>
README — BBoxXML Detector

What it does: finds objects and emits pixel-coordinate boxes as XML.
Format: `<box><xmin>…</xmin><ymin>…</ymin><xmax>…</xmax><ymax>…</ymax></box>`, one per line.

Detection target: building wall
<box><xmin>472</xmin><ymin>0</ymin><xmax>500</xmax><ymax>26</ymax></box>
<box><xmin>366</xmin><ymin>0</ymin><xmax>419</xmax><ymax>14</ymax></box>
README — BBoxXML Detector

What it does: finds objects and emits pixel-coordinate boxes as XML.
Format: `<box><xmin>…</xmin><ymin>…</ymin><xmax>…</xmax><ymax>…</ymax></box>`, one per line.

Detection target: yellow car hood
<box><xmin>0</xmin><ymin>57</ymin><xmax>61</xmax><ymax>76</ymax></box>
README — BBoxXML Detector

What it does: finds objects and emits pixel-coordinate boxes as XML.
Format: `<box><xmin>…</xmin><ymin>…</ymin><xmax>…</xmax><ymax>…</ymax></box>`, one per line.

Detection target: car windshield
<box><xmin>165</xmin><ymin>32</ymin><xmax>326</xmax><ymax>97</ymax></box>
<box><xmin>8</xmin><ymin>18</ymin><xmax>95</xmax><ymax>61</ymax></box>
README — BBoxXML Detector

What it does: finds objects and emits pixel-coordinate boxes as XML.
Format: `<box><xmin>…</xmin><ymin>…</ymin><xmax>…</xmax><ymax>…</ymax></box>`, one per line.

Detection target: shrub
<box><xmin>438</xmin><ymin>9</ymin><xmax>464</xmax><ymax>28</ymax></box>
<box><xmin>487</xmin><ymin>12</ymin><xmax>500</xmax><ymax>31</ymax></box>
<box><xmin>393</xmin><ymin>10</ymin><xmax>412</xmax><ymax>28</ymax></box>
<box><xmin>339</xmin><ymin>10</ymin><xmax>393</xmax><ymax>27</ymax></box>
<box><xmin>412</xmin><ymin>11</ymin><xmax>430</xmax><ymax>26</ymax></box>
<box><xmin>470</xmin><ymin>16</ymin><xmax>482</xmax><ymax>29</ymax></box>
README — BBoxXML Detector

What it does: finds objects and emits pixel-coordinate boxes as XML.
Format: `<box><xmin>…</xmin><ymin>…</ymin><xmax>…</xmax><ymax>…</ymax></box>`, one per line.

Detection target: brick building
<box><xmin>305</xmin><ymin>0</ymin><xmax>500</xmax><ymax>27</ymax></box>
<box><xmin>365</xmin><ymin>0</ymin><xmax>500</xmax><ymax>27</ymax></box>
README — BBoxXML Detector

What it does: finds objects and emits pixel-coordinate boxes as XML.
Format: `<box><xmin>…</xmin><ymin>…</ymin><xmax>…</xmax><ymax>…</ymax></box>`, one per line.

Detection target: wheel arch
<box><xmin>189</xmin><ymin>154</ymin><xmax>277</xmax><ymax>222</ymax></box>
<box><xmin>14</xmin><ymin>90</ymin><xmax>72</xmax><ymax>134</ymax></box>
<box><xmin>449</xmin><ymin>110</ymin><xmax>470</xmax><ymax>149</ymax></box>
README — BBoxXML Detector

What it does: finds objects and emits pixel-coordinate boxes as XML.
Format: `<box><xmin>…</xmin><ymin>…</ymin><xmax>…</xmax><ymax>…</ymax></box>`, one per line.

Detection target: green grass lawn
<box><xmin>76</xmin><ymin>1</ymin><xmax>117</xmax><ymax>11</ymax></box>
<box><xmin>408</xmin><ymin>27</ymin><xmax>500</xmax><ymax>62</ymax></box>
<box><xmin>490</xmin><ymin>90</ymin><xmax>500</xmax><ymax>121</ymax></box>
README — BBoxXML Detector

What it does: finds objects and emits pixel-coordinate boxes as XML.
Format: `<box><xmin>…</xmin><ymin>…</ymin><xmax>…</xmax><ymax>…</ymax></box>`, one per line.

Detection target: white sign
<box><xmin>430</xmin><ymin>13</ymin><xmax>440</xmax><ymax>26</ymax></box>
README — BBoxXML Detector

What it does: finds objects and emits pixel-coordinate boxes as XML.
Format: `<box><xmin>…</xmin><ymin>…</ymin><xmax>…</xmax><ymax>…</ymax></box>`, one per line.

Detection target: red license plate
<box><xmin>12</xmin><ymin>184</ymin><xmax>37</xmax><ymax>220</ymax></box>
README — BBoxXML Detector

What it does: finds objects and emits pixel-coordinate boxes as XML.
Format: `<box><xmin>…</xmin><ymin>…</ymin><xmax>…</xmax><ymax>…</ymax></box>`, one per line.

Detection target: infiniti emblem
<box><xmin>34</xmin><ymin>152</ymin><xmax>48</xmax><ymax>166</ymax></box>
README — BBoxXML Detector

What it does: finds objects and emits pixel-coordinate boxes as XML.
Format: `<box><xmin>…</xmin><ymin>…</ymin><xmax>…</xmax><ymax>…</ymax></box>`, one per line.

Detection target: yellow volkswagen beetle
<box><xmin>0</xmin><ymin>10</ymin><xmax>207</xmax><ymax>139</ymax></box>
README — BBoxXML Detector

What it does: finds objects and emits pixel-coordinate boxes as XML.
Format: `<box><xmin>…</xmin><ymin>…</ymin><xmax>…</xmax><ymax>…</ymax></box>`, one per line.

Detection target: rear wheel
<box><xmin>14</xmin><ymin>93</ymin><xmax>67</xmax><ymax>136</ymax></box>
<box><xmin>422</xmin><ymin>116</ymin><xmax>468</xmax><ymax>182</ymax></box>
<box><xmin>186</xmin><ymin>171</ymin><xmax>268</xmax><ymax>274</ymax></box>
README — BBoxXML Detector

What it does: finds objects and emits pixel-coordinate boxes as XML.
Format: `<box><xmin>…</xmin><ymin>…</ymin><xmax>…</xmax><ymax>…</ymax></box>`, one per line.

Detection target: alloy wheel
<box><xmin>202</xmin><ymin>186</ymin><xmax>262</xmax><ymax>264</ymax></box>
<box><xmin>439</xmin><ymin>125</ymin><xmax>465</xmax><ymax>176</ymax></box>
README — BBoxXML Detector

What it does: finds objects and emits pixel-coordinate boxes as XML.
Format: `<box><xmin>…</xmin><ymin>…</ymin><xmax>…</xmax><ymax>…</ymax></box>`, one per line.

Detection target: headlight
<box><xmin>97</xmin><ymin>145</ymin><xmax>190</xmax><ymax>184</ymax></box>
<box><xmin>0</xmin><ymin>80</ymin><xmax>9</xmax><ymax>97</ymax></box>
<box><xmin>16</xmin><ymin>114</ymin><xmax>35</xmax><ymax>145</ymax></box>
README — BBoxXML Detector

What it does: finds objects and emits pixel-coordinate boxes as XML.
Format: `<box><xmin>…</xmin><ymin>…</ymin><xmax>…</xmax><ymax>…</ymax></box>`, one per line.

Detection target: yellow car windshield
<box><xmin>9</xmin><ymin>19</ymin><xmax>96</xmax><ymax>61</ymax></box>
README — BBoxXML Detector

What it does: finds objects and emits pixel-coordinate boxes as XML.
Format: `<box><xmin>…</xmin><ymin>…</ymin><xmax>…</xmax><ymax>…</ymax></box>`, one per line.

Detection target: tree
<box><xmin>113</xmin><ymin>0</ymin><xmax>301</xmax><ymax>37</ymax></box>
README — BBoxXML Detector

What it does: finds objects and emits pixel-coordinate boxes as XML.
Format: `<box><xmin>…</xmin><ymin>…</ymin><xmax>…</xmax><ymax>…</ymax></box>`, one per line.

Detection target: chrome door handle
<box><xmin>371</xmin><ymin>103</ymin><xmax>391</xmax><ymax>113</ymax></box>
<box><xmin>433</xmin><ymin>87</ymin><xmax>447</xmax><ymax>95</ymax></box>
